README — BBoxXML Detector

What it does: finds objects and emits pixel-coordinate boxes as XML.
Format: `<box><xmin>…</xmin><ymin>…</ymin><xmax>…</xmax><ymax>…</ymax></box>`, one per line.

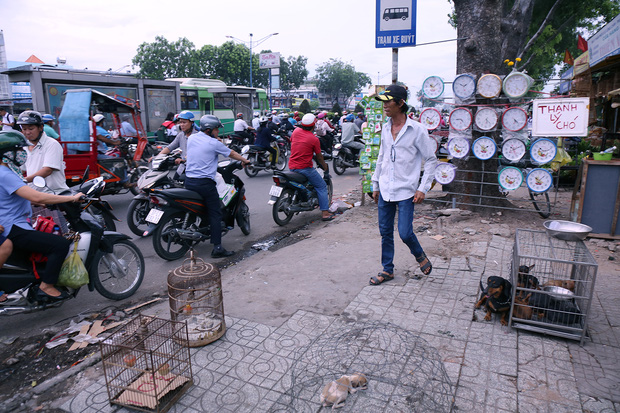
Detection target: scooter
<box><xmin>144</xmin><ymin>160</ymin><xmax>251</xmax><ymax>261</ymax></box>
<box><xmin>241</xmin><ymin>142</ymin><xmax>288</xmax><ymax>177</ymax></box>
<box><xmin>332</xmin><ymin>135</ymin><xmax>364</xmax><ymax>175</ymax></box>
<box><xmin>0</xmin><ymin>176</ymin><xmax>145</xmax><ymax>316</ymax></box>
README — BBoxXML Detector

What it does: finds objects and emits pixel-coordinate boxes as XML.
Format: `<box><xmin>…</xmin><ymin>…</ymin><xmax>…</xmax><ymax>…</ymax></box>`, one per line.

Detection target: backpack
<box><xmin>5</xmin><ymin>113</ymin><xmax>20</xmax><ymax>132</ymax></box>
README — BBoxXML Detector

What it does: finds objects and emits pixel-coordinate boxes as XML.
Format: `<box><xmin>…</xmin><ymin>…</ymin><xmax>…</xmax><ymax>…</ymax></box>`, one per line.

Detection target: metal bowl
<box><xmin>543</xmin><ymin>220</ymin><xmax>592</xmax><ymax>241</ymax></box>
<box><xmin>543</xmin><ymin>285</ymin><xmax>575</xmax><ymax>301</ymax></box>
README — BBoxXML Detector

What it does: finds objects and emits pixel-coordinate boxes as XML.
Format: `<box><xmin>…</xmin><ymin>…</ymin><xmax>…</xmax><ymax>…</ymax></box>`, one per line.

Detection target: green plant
<box><xmin>331</xmin><ymin>102</ymin><xmax>342</xmax><ymax>114</ymax></box>
<box><xmin>299</xmin><ymin>99</ymin><xmax>311</xmax><ymax>114</ymax></box>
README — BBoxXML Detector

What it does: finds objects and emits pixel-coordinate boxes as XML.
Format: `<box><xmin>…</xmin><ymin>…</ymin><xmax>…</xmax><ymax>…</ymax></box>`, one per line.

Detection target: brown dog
<box><xmin>543</xmin><ymin>279</ymin><xmax>575</xmax><ymax>292</ymax></box>
<box><xmin>512</xmin><ymin>293</ymin><xmax>533</xmax><ymax>320</ymax></box>
<box><xmin>475</xmin><ymin>276</ymin><xmax>513</xmax><ymax>326</ymax></box>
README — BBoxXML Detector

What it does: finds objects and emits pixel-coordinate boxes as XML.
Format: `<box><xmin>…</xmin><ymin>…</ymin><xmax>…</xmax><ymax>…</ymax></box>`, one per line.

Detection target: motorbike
<box><xmin>332</xmin><ymin>135</ymin><xmax>364</xmax><ymax>175</ymax></box>
<box><xmin>241</xmin><ymin>141</ymin><xmax>288</xmax><ymax>177</ymax></box>
<box><xmin>144</xmin><ymin>160</ymin><xmax>251</xmax><ymax>261</ymax></box>
<box><xmin>126</xmin><ymin>149</ymin><xmax>185</xmax><ymax>237</ymax></box>
<box><xmin>269</xmin><ymin>166</ymin><xmax>333</xmax><ymax>226</ymax></box>
<box><xmin>0</xmin><ymin>175</ymin><xmax>145</xmax><ymax>316</ymax></box>
<box><xmin>227</xmin><ymin>130</ymin><xmax>256</xmax><ymax>153</ymax></box>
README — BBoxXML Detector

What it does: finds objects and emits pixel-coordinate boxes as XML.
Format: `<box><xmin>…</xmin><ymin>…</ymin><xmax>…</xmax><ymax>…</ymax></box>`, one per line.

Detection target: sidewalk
<box><xmin>60</xmin><ymin>199</ymin><xmax>620</xmax><ymax>412</ymax></box>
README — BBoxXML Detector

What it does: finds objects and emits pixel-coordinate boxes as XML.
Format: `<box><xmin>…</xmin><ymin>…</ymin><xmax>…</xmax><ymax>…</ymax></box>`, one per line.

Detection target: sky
<box><xmin>2</xmin><ymin>0</ymin><xmax>458</xmax><ymax>108</ymax></box>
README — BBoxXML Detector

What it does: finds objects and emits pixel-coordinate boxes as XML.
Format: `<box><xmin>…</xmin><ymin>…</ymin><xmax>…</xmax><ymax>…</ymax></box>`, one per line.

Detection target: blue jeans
<box><xmin>378</xmin><ymin>193</ymin><xmax>425</xmax><ymax>275</ymax></box>
<box><xmin>290</xmin><ymin>168</ymin><xmax>329</xmax><ymax>211</ymax></box>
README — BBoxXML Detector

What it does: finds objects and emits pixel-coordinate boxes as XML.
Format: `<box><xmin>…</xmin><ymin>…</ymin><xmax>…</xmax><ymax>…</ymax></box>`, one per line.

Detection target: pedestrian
<box><xmin>0</xmin><ymin>107</ymin><xmax>16</xmax><ymax>131</ymax></box>
<box><xmin>370</xmin><ymin>84</ymin><xmax>438</xmax><ymax>285</ymax></box>
<box><xmin>42</xmin><ymin>114</ymin><xmax>60</xmax><ymax>140</ymax></box>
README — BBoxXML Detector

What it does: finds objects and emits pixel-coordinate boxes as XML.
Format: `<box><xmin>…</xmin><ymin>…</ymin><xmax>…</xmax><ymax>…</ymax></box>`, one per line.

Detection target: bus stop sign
<box><xmin>376</xmin><ymin>0</ymin><xmax>417</xmax><ymax>48</ymax></box>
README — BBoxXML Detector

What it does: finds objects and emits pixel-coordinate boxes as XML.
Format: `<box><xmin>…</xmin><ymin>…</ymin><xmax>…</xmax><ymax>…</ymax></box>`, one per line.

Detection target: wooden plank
<box><xmin>77</xmin><ymin>320</ymin><xmax>105</xmax><ymax>349</ymax></box>
<box><xmin>124</xmin><ymin>298</ymin><xmax>160</xmax><ymax>313</ymax></box>
<box><xmin>68</xmin><ymin>324</ymin><xmax>91</xmax><ymax>351</ymax></box>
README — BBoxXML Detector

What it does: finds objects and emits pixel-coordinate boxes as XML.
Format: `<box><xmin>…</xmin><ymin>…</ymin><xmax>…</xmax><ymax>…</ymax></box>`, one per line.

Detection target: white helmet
<box><xmin>93</xmin><ymin>114</ymin><xmax>105</xmax><ymax>123</ymax></box>
<box><xmin>259</xmin><ymin>116</ymin><xmax>269</xmax><ymax>124</ymax></box>
<box><xmin>300</xmin><ymin>113</ymin><xmax>316</xmax><ymax>127</ymax></box>
<box><xmin>253</xmin><ymin>111</ymin><xmax>260</xmax><ymax>117</ymax></box>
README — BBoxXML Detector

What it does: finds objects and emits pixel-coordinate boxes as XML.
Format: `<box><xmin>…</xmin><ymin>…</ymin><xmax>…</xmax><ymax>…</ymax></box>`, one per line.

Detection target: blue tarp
<box><xmin>59</xmin><ymin>91</ymin><xmax>92</xmax><ymax>152</ymax></box>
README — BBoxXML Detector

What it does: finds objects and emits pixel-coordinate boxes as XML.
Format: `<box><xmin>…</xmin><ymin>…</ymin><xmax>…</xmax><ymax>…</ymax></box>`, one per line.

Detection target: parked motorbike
<box><xmin>144</xmin><ymin>160</ymin><xmax>251</xmax><ymax>261</ymax></box>
<box><xmin>242</xmin><ymin>142</ymin><xmax>288</xmax><ymax>177</ymax></box>
<box><xmin>0</xmin><ymin>176</ymin><xmax>145</xmax><ymax>316</ymax></box>
<box><xmin>126</xmin><ymin>149</ymin><xmax>185</xmax><ymax>237</ymax></box>
<box><xmin>269</xmin><ymin>166</ymin><xmax>333</xmax><ymax>226</ymax></box>
<box><xmin>332</xmin><ymin>135</ymin><xmax>364</xmax><ymax>175</ymax></box>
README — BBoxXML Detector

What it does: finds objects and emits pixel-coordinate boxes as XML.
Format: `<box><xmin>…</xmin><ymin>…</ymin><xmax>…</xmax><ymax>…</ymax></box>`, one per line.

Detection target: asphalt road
<box><xmin>1</xmin><ymin>165</ymin><xmax>363</xmax><ymax>338</ymax></box>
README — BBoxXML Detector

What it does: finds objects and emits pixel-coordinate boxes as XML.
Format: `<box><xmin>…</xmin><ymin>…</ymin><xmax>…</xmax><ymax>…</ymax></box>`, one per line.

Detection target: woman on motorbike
<box><xmin>254</xmin><ymin>116</ymin><xmax>278</xmax><ymax>164</ymax></box>
<box><xmin>0</xmin><ymin>131</ymin><xmax>84</xmax><ymax>301</ymax></box>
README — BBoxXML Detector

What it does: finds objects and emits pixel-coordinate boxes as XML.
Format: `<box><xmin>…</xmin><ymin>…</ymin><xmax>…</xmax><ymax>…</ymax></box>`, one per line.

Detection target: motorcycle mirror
<box><xmin>33</xmin><ymin>176</ymin><xmax>46</xmax><ymax>188</ymax></box>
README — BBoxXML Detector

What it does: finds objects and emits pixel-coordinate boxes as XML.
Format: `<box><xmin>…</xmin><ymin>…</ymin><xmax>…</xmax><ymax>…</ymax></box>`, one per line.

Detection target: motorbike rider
<box><xmin>340</xmin><ymin>113</ymin><xmax>363</xmax><ymax>154</ymax></box>
<box><xmin>254</xmin><ymin>116</ymin><xmax>278</xmax><ymax>164</ymax></box>
<box><xmin>251</xmin><ymin>111</ymin><xmax>261</xmax><ymax>130</ymax></box>
<box><xmin>184</xmin><ymin>115</ymin><xmax>251</xmax><ymax>258</ymax></box>
<box><xmin>19</xmin><ymin>110</ymin><xmax>70</xmax><ymax>195</ymax></box>
<box><xmin>120</xmin><ymin>114</ymin><xmax>138</xmax><ymax>143</ymax></box>
<box><xmin>315</xmin><ymin>112</ymin><xmax>335</xmax><ymax>154</ymax></box>
<box><xmin>157</xmin><ymin>111</ymin><xmax>197</xmax><ymax>166</ymax></box>
<box><xmin>288</xmin><ymin>114</ymin><xmax>334</xmax><ymax>221</ymax></box>
<box><xmin>93</xmin><ymin>114</ymin><xmax>133</xmax><ymax>188</ymax></box>
<box><xmin>233</xmin><ymin>113</ymin><xmax>255</xmax><ymax>144</ymax></box>
<box><xmin>279</xmin><ymin>113</ymin><xmax>294</xmax><ymax>137</ymax></box>
<box><xmin>42</xmin><ymin>114</ymin><xmax>60</xmax><ymax>140</ymax></box>
<box><xmin>0</xmin><ymin>131</ymin><xmax>84</xmax><ymax>301</ymax></box>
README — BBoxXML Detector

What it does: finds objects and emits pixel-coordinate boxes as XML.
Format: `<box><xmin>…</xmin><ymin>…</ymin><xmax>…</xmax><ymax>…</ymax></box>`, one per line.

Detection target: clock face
<box><xmin>526</xmin><ymin>168</ymin><xmax>553</xmax><ymax>193</ymax></box>
<box><xmin>447</xmin><ymin>137</ymin><xmax>470</xmax><ymax>158</ymax></box>
<box><xmin>435</xmin><ymin>163</ymin><xmax>457</xmax><ymax>185</ymax></box>
<box><xmin>477</xmin><ymin>74</ymin><xmax>502</xmax><ymax>98</ymax></box>
<box><xmin>452</xmin><ymin>74</ymin><xmax>476</xmax><ymax>99</ymax></box>
<box><xmin>530</xmin><ymin>138</ymin><xmax>557</xmax><ymax>164</ymax></box>
<box><xmin>503</xmin><ymin>72</ymin><xmax>530</xmax><ymax>98</ymax></box>
<box><xmin>422</xmin><ymin>76</ymin><xmax>444</xmax><ymax>99</ymax></box>
<box><xmin>498</xmin><ymin>166</ymin><xmax>523</xmax><ymax>191</ymax></box>
<box><xmin>448</xmin><ymin>107</ymin><xmax>473</xmax><ymax>131</ymax></box>
<box><xmin>502</xmin><ymin>138</ymin><xmax>526</xmax><ymax>162</ymax></box>
<box><xmin>501</xmin><ymin>107</ymin><xmax>528</xmax><ymax>131</ymax></box>
<box><xmin>472</xmin><ymin>136</ymin><xmax>497</xmax><ymax>160</ymax></box>
<box><xmin>474</xmin><ymin>107</ymin><xmax>499</xmax><ymax>131</ymax></box>
<box><xmin>419</xmin><ymin>108</ymin><xmax>442</xmax><ymax>130</ymax></box>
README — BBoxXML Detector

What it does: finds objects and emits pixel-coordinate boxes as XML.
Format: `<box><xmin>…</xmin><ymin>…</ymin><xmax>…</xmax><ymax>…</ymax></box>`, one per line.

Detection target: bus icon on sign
<box><xmin>383</xmin><ymin>7</ymin><xmax>409</xmax><ymax>21</ymax></box>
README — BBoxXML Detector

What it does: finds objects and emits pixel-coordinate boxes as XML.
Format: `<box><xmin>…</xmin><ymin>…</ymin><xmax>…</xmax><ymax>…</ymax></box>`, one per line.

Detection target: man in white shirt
<box><xmin>120</xmin><ymin>114</ymin><xmax>138</xmax><ymax>141</ymax></box>
<box><xmin>370</xmin><ymin>84</ymin><xmax>437</xmax><ymax>286</ymax></box>
<box><xmin>0</xmin><ymin>108</ymin><xmax>16</xmax><ymax>131</ymax></box>
<box><xmin>251</xmin><ymin>112</ymin><xmax>261</xmax><ymax>130</ymax></box>
<box><xmin>233</xmin><ymin>113</ymin><xmax>255</xmax><ymax>145</ymax></box>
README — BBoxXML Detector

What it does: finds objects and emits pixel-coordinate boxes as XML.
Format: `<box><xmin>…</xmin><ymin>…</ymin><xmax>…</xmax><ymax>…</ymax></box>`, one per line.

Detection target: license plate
<box><xmin>268</xmin><ymin>195</ymin><xmax>278</xmax><ymax>205</ymax></box>
<box><xmin>269</xmin><ymin>185</ymin><xmax>283</xmax><ymax>197</ymax></box>
<box><xmin>332</xmin><ymin>150</ymin><xmax>339</xmax><ymax>157</ymax></box>
<box><xmin>145</xmin><ymin>208</ymin><xmax>164</xmax><ymax>224</ymax></box>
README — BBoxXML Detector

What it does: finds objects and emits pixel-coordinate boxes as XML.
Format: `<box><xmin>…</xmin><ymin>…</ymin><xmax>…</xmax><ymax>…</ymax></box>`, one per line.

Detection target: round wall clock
<box><xmin>526</xmin><ymin>168</ymin><xmax>553</xmax><ymax>193</ymax></box>
<box><xmin>503</xmin><ymin>72</ymin><xmax>531</xmax><ymax>99</ymax></box>
<box><xmin>447</xmin><ymin>137</ymin><xmax>470</xmax><ymax>159</ymax></box>
<box><xmin>501</xmin><ymin>107</ymin><xmax>528</xmax><ymax>131</ymax></box>
<box><xmin>422</xmin><ymin>76</ymin><xmax>444</xmax><ymax>99</ymax></box>
<box><xmin>530</xmin><ymin>138</ymin><xmax>557</xmax><ymax>164</ymax></box>
<box><xmin>474</xmin><ymin>107</ymin><xmax>499</xmax><ymax>131</ymax></box>
<box><xmin>419</xmin><ymin>108</ymin><xmax>442</xmax><ymax>130</ymax></box>
<box><xmin>449</xmin><ymin>107</ymin><xmax>473</xmax><ymax>131</ymax></box>
<box><xmin>452</xmin><ymin>74</ymin><xmax>476</xmax><ymax>99</ymax></box>
<box><xmin>435</xmin><ymin>163</ymin><xmax>457</xmax><ymax>185</ymax></box>
<box><xmin>498</xmin><ymin>166</ymin><xmax>523</xmax><ymax>191</ymax></box>
<box><xmin>502</xmin><ymin>138</ymin><xmax>526</xmax><ymax>162</ymax></box>
<box><xmin>430</xmin><ymin>135</ymin><xmax>441</xmax><ymax>154</ymax></box>
<box><xmin>472</xmin><ymin>136</ymin><xmax>497</xmax><ymax>160</ymax></box>
<box><xmin>477</xmin><ymin>74</ymin><xmax>502</xmax><ymax>98</ymax></box>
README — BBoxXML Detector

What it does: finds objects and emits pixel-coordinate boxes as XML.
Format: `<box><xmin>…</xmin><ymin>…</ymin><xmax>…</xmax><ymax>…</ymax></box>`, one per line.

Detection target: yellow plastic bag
<box><xmin>57</xmin><ymin>241</ymin><xmax>89</xmax><ymax>288</ymax></box>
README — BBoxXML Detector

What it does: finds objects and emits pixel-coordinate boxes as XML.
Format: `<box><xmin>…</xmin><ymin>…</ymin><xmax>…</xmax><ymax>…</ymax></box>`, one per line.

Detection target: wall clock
<box><xmin>472</xmin><ymin>136</ymin><xmax>497</xmax><ymax>160</ymax></box>
<box><xmin>474</xmin><ymin>107</ymin><xmax>499</xmax><ymax>131</ymax></box>
<box><xmin>526</xmin><ymin>168</ymin><xmax>553</xmax><ymax>193</ymax></box>
<box><xmin>501</xmin><ymin>107</ymin><xmax>528</xmax><ymax>132</ymax></box>
<box><xmin>498</xmin><ymin>166</ymin><xmax>523</xmax><ymax>191</ymax></box>
<box><xmin>501</xmin><ymin>138</ymin><xmax>526</xmax><ymax>162</ymax></box>
<box><xmin>477</xmin><ymin>74</ymin><xmax>502</xmax><ymax>98</ymax></box>
<box><xmin>452</xmin><ymin>74</ymin><xmax>476</xmax><ymax>99</ymax></box>
<box><xmin>447</xmin><ymin>137</ymin><xmax>470</xmax><ymax>158</ymax></box>
<box><xmin>503</xmin><ymin>71</ymin><xmax>531</xmax><ymax>99</ymax></box>
<box><xmin>422</xmin><ymin>76</ymin><xmax>444</xmax><ymax>99</ymax></box>
<box><xmin>419</xmin><ymin>108</ymin><xmax>442</xmax><ymax>130</ymax></box>
<box><xmin>530</xmin><ymin>138</ymin><xmax>557</xmax><ymax>164</ymax></box>
<box><xmin>435</xmin><ymin>163</ymin><xmax>457</xmax><ymax>185</ymax></box>
<box><xmin>448</xmin><ymin>107</ymin><xmax>473</xmax><ymax>131</ymax></box>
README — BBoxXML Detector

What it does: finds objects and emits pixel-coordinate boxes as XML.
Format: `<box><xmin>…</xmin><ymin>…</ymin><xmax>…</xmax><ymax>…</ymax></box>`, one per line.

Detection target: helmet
<box><xmin>42</xmin><ymin>114</ymin><xmax>55</xmax><ymax>122</ymax></box>
<box><xmin>342</xmin><ymin>110</ymin><xmax>348</xmax><ymax>115</ymax></box>
<box><xmin>17</xmin><ymin>110</ymin><xmax>44</xmax><ymax>126</ymax></box>
<box><xmin>200</xmin><ymin>114</ymin><xmax>223</xmax><ymax>131</ymax></box>
<box><xmin>300</xmin><ymin>113</ymin><xmax>316</xmax><ymax>128</ymax></box>
<box><xmin>282</xmin><ymin>113</ymin><xmax>289</xmax><ymax>118</ymax></box>
<box><xmin>259</xmin><ymin>116</ymin><xmax>269</xmax><ymax>124</ymax></box>
<box><xmin>253</xmin><ymin>111</ymin><xmax>260</xmax><ymax>117</ymax></box>
<box><xmin>271</xmin><ymin>110</ymin><xmax>277</xmax><ymax>114</ymax></box>
<box><xmin>93</xmin><ymin>114</ymin><xmax>105</xmax><ymax>123</ymax></box>
<box><xmin>346</xmin><ymin>114</ymin><xmax>354</xmax><ymax>122</ymax></box>
<box><xmin>178</xmin><ymin>111</ymin><xmax>195</xmax><ymax>121</ymax></box>
<box><xmin>173</xmin><ymin>113</ymin><xmax>179</xmax><ymax>121</ymax></box>
<box><xmin>237</xmin><ymin>113</ymin><xmax>243</xmax><ymax>119</ymax></box>
<box><xmin>0</xmin><ymin>131</ymin><xmax>27</xmax><ymax>156</ymax></box>
<box><xmin>294</xmin><ymin>111</ymin><xmax>299</xmax><ymax>115</ymax></box>
<box><xmin>317</xmin><ymin>112</ymin><xmax>326</xmax><ymax>119</ymax></box>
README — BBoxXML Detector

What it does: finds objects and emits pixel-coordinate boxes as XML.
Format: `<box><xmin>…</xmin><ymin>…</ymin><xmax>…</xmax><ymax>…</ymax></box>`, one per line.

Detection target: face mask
<box><xmin>2</xmin><ymin>150</ymin><xmax>27</xmax><ymax>181</ymax></box>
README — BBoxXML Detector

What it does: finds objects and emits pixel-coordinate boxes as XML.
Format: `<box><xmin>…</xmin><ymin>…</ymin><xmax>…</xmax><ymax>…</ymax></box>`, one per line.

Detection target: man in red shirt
<box><xmin>289</xmin><ymin>114</ymin><xmax>334</xmax><ymax>221</ymax></box>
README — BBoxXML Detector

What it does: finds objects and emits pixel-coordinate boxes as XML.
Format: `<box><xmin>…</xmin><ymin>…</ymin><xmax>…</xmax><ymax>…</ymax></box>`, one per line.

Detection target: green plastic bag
<box><xmin>57</xmin><ymin>241</ymin><xmax>89</xmax><ymax>288</ymax></box>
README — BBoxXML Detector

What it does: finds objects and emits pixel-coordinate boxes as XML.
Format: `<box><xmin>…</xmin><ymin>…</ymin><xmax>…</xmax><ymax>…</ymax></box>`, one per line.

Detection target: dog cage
<box><xmin>509</xmin><ymin>229</ymin><xmax>597</xmax><ymax>344</ymax></box>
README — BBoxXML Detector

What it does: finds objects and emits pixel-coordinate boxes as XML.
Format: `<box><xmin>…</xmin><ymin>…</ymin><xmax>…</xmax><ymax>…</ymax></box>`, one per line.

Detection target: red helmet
<box><xmin>236</xmin><ymin>113</ymin><xmax>243</xmax><ymax>119</ymax></box>
<box><xmin>294</xmin><ymin>111</ymin><xmax>299</xmax><ymax>115</ymax></box>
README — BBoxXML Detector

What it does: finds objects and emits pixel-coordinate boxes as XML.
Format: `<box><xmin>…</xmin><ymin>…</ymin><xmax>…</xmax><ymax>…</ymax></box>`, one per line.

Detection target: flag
<box><xmin>577</xmin><ymin>34</ymin><xmax>588</xmax><ymax>52</ymax></box>
<box><xmin>563</xmin><ymin>49</ymin><xmax>574</xmax><ymax>66</ymax></box>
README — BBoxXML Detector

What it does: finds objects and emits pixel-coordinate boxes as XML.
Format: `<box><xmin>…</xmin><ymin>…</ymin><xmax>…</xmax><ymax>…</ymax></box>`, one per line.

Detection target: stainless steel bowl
<box><xmin>543</xmin><ymin>285</ymin><xmax>575</xmax><ymax>301</ymax></box>
<box><xmin>543</xmin><ymin>220</ymin><xmax>592</xmax><ymax>241</ymax></box>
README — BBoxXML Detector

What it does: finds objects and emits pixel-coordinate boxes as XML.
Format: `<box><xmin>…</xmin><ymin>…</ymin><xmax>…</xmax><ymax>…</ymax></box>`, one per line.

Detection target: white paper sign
<box><xmin>532</xmin><ymin>98</ymin><xmax>589</xmax><ymax>137</ymax></box>
<box><xmin>259</xmin><ymin>53</ymin><xmax>280</xmax><ymax>69</ymax></box>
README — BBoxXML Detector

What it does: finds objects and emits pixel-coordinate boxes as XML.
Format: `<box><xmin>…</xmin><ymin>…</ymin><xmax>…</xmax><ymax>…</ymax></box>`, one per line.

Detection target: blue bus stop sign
<box><xmin>376</xmin><ymin>0</ymin><xmax>417</xmax><ymax>48</ymax></box>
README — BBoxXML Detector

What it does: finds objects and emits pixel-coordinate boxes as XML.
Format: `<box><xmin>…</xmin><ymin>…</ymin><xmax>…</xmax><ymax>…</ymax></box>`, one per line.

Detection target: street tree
<box><xmin>132</xmin><ymin>36</ymin><xmax>202</xmax><ymax>79</ymax></box>
<box><xmin>316</xmin><ymin>59</ymin><xmax>372</xmax><ymax>108</ymax></box>
<box><xmin>279</xmin><ymin>56</ymin><xmax>309</xmax><ymax>108</ymax></box>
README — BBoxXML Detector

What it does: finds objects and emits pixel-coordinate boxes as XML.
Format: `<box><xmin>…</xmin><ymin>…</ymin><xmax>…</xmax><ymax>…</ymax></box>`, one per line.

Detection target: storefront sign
<box><xmin>574</xmin><ymin>52</ymin><xmax>590</xmax><ymax>76</ymax></box>
<box><xmin>375</xmin><ymin>0</ymin><xmax>417</xmax><ymax>48</ymax></box>
<box><xmin>532</xmin><ymin>97</ymin><xmax>589</xmax><ymax>137</ymax></box>
<box><xmin>589</xmin><ymin>13</ymin><xmax>620</xmax><ymax>68</ymax></box>
<box><xmin>559</xmin><ymin>67</ymin><xmax>573</xmax><ymax>95</ymax></box>
<box><xmin>259</xmin><ymin>53</ymin><xmax>280</xmax><ymax>69</ymax></box>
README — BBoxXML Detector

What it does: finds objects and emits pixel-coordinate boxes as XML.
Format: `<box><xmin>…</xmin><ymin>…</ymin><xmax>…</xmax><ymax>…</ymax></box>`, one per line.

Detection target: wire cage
<box><xmin>167</xmin><ymin>253</ymin><xmax>226</xmax><ymax>347</ymax></box>
<box><xmin>509</xmin><ymin>229</ymin><xmax>598</xmax><ymax>344</ymax></box>
<box><xmin>100</xmin><ymin>314</ymin><xmax>193</xmax><ymax>413</ymax></box>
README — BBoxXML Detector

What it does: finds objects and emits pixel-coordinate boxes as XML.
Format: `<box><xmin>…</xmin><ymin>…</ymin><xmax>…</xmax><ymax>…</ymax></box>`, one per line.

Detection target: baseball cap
<box><xmin>375</xmin><ymin>84</ymin><xmax>408</xmax><ymax>102</ymax></box>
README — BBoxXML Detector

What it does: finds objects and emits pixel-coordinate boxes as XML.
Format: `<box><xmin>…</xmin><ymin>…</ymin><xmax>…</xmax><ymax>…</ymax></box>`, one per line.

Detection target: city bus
<box><xmin>166</xmin><ymin>78</ymin><xmax>269</xmax><ymax>135</ymax></box>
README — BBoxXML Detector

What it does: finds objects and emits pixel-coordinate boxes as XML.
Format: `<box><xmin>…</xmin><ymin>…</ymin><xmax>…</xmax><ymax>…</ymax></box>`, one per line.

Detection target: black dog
<box><xmin>475</xmin><ymin>276</ymin><xmax>513</xmax><ymax>326</ymax></box>
<box><xmin>517</xmin><ymin>264</ymin><xmax>539</xmax><ymax>296</ymax></box>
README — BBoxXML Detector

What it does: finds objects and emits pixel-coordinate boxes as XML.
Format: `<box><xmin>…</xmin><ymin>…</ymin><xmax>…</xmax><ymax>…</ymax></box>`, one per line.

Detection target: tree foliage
<box><xmin>316</xmin><ymin>59</ymin><xmax>372</xmax><ymax>106</ymax></box>
<box><xmin>299</xmin><ymin>99</ymin><xmax>311</xmax><ymax>114</ymax></box>
<box><xmin>132</xmin><ymin>36</ymin><xmax>202</xmax><ymax>80</ymax></box>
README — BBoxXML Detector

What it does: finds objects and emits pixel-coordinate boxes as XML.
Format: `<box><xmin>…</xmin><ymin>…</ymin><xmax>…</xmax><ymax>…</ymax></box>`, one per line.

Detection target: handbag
<box><xmin>57</xmin><ymin>241</ymin><xmax>89</xmax><ymax>288</ymax></box>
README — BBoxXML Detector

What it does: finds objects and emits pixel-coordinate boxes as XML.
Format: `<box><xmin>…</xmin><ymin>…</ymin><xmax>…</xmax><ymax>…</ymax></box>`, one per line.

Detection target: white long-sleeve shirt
<box><xmin>372</xmin><ymin>117</ymin><xmax>438</xmax><ymax>202</ymax></box>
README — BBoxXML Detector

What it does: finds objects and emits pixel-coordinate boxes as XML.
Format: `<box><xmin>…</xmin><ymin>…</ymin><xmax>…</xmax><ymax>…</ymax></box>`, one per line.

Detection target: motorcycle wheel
<box><xmin>236</xmin><ymin>200</ymin><xmax>251</xmax><ymax>235</ymax></box>
<box><xmin>127</xmin><ymin>199</ymin><xmax>151</xmax><ymax>237</ymax></box>
<box><xmin>333</xmin><ymin>156</ymin><xmax>347</xmax><ymax>175</ymax></box>
<box><xmin>129</xmin><ymin>166</ymin><xmax>149</xmax><ymax>195</ymax></box>
<box><xmin>275</xmin><ymin>153</ymin><xmax>288</xmax><ymax>171</ymax></box>
<box><xmin>273</xmin><ymin>189</ymin><xmax>295</xmax><ymax>226</ymax></box>
<box><xmin>244</xmin><ymin>159</ymin><xmax>259</xmax><ymax>177</ymax></box>
<box><xmin>152</xmin><ymin>212</ymin><xmax>193</xmax><ymax>261</ymax></box>
<box><xmin>92</xmin><ymin>239</ymin><xmax>145</xmax><ymax>300</ymax></box>
<box><xmin>87</xmin><ymin>205</ymin><xmax>116</xmax><ymax>232</ymax></box>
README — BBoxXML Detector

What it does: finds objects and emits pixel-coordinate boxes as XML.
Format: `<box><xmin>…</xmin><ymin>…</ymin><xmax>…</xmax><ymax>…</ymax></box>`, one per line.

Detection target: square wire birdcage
<box><xmin>100</xmin><ymin>314</ymin><xmax>193</xmax><ymax>413</ymax></box>
<box><xmin>509</xmin><ymin>229</ymin><xmax>598</xmax><ymax>344</ymax></box>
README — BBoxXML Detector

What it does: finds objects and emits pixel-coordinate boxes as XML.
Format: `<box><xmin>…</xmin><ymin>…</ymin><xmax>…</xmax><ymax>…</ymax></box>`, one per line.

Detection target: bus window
<box><xmin>181</xmin><ymin>90</ymin><xmax>199</xmax><ymax>110</ymax></box>
<box><xmin>214</xmin><ymin>93</ymin><xmax>234</xmax><ymax>110</ymax></box>
<box><xmin>383</xmin><ymin>7</ymin><xmax>408</xmax><ymax>21</ymax></box>
<box><xmin>201</xmin><ymin>98</ymin><xmax>212</xmax><ymax>114</ymax></box>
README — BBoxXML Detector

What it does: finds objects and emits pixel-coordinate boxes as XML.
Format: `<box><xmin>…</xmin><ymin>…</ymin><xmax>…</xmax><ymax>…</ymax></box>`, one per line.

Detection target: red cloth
<box><xmin>288</xmin><ymin>128</ymin><xmax>321</xmax><ymax>170</ymax></box>
<box><xmin>563</xmin><ymin>49</ymin><xmax>574</xmax><ymax>66</ymax></box>
<box><xmin>577</xmin><ymin>34</ymin><xmax>588</xmax><ymax>52</ymax></box>
<box><xmin>162</xmin><ymin>120</ymin><xmax>175</xmax><ymax>129</ymax></box>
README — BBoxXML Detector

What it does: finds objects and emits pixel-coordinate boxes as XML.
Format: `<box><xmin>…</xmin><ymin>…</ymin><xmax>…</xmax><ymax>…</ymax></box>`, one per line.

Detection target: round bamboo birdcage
<box><xmin>167</xmin><ymin>252</ymin><xmax>226</xmax><ymax>347</ymax></box>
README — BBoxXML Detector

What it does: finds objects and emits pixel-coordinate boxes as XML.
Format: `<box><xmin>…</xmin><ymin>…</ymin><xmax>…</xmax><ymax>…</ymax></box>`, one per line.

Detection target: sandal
<box><xmin>369</xmin><ymin>272</ymin><xmax>394</xmax><ymax>286</ymax></box>
<box><xmin>416</xmin><ymin>254</ymin><xmax>432</xmax><ymax>276</ymax></box>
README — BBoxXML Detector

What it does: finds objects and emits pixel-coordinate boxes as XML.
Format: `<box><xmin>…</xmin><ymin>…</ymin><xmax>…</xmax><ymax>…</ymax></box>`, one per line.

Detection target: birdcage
<box><xmin>167</xmin><ymin>252</ymin><xmax>226</xmax><ymax>347</ymax></box>
<box><xmin>509</xmin><ymin>229</ymin><xmax>598</xmax><ymax>344</ymax></box>
<box><xmin>100</xmin><ymin>314</ymin><xmax>193</xmax><ymax>413</ymax></box>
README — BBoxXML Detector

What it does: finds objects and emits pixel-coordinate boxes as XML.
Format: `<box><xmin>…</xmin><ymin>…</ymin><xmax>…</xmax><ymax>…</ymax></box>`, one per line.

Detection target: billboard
<box><xmin>259</xmin><ymin>53</ymin><xmax>281</xmax><ymax>69</ymax></box>
<box><xmin>375</xmin><ymin>0</ymin><xmax>417</xmax><ymax>48</ymax></box>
